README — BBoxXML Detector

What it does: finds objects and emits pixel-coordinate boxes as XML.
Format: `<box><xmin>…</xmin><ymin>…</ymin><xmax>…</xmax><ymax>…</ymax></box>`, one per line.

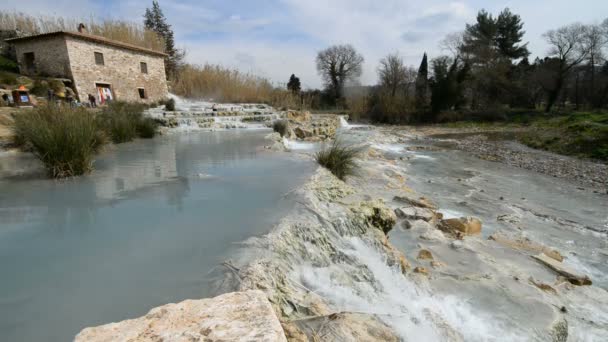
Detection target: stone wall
<box><xmin>13</xmin><ymin>36</ymin><xmax>72</xmax><ymax>78</ymax></box>
<box><xmin>65</xmin><ymin>36</ymin><xmax>168</xmax><ymax>103</ymax></box>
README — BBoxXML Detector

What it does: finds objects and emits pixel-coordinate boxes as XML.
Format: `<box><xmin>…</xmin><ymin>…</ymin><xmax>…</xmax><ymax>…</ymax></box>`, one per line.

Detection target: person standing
<box><xmin>47</xmin><ymin>89</ymin><xmax>54</xmax><ymax>103</ymax></box>
<box><xmin>88</xmin><ymin>94</ymin><xmax>96</xmax><ymax>108</ymax></box>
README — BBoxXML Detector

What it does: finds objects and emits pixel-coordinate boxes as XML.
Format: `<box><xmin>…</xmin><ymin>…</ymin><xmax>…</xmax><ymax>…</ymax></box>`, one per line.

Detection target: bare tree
<box><xmin>316</xmin><ymin>44</ymin><xmax>364</xmax><ymax>100</ymax></box>
<box><xmin>582</xmin><ymin>23</ymin><xmax>608</xmax><ymax>102</ymax></box>
<box><xmin>378</xmin><ymin>53</ymin><xmax>408</xmax><ymax>97</ymax></box>
<box><xmin>542</xmin><ymin>23</ymin><xmax>590</xmax><ymax>112</ymax></box>
<box><xmin>440</xmin><ymin>31</ymin><xmax>466</xmax><ymax>59</ymax></box>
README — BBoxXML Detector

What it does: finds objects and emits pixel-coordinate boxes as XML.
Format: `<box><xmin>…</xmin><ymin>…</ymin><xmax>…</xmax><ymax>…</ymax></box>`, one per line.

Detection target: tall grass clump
<box><xmin>272</xmin><ymin>120</ymin><xmax>289</xmax><ymax>137</ymax></box>
<box><xmin>13</xmin><ymin>106</ymin><xmax>106</xmax><ymax>178</ymax></box>
<box><xmin>98</xmin><ymin>101</ymin><xmax>156</xmax><ymax>143</ymax></box>
<box><xmin>315</xmin><ymin>141</ymin><xmax>359</xmax><ymax>180</ymax></box>
<box><xmin>136</xmin><ymin>117</ymin><xmax>159</xmax><ymax>139</ymax></box>
<box><xmin>173</xmin><ymin>64</ymin><xmax>275</xmax><ymax>103</ymax></box>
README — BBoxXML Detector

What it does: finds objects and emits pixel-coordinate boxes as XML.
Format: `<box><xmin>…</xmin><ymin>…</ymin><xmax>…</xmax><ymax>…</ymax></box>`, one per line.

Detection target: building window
<box><xmin>94</xmin><ymin>52</ymin><xmax>104</xmax><ymax>65</ymax></box>
<box><xmin>23</xmin><ymin>52</ymin><xmax>36</xmax><ymax>73</ymax></box>
<box><xmin>140</xmin><ymin>62</ymin><xmax>148</xmax><ymax>74</ymax></box>
<box><xmin>138</xmin><ymin>88</ymin><xmax>147</xmax><ymax>99</ymax></box>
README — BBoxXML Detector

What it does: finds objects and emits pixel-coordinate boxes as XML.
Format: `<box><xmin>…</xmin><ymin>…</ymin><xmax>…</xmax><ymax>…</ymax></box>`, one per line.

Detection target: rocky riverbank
<box><xmin>75</xmin><ymin>125</ymin><xmax>608</xmax><ymax>341</ymax></box>
<box><xmin>388</xmin><ymin>126</ymin><xmax>608</xmax><ymax>193</ymax></box>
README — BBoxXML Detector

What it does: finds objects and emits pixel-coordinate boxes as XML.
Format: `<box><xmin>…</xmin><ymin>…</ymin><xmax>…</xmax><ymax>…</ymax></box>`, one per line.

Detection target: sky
<box><xmin>2</xmin><ymin>1</ymin><xmax>608</xmax><ymax>89</ymax></box>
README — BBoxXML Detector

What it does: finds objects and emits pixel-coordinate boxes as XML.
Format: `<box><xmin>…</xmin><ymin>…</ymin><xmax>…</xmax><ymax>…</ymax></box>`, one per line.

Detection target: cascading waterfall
<box><xmin>176</xmin><ymin>118</ymin><xmax>200</xmax><ymax>131</ymax></box>
<box><xmin>149</xmin><ymin>94</ymin><xmax>282</xmax><ymax>131</ymax></box>
<box><xmin>282</xmin><ymin>137</ymin><xmax>320</xmax><ymax>151</ymax></box>
<box><xmin>339</xmin><ymin>116</ymin><xmax>350</xmax><ymax>128</ymax></box>
<box><xmin>296</xmin><ymin>237</ymin><xmax>519</xmax><ymax>341</ymax></box>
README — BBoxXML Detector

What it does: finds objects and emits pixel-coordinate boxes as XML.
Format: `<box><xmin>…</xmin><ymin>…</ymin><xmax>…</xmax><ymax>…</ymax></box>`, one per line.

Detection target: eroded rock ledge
<box><xmin>75</xmin><ymin>290</ymin><xmax>286</xmax><ymax>342</ymax></box>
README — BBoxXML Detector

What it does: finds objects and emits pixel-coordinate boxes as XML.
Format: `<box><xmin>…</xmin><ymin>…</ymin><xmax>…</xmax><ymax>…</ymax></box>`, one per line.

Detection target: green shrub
<box><xmin>0</xmin><ymin>56</ymin><xmax>19</xmax><ymax>73</ymax></box>
<box><xmin>315</xmin><ymin>141</ymin><xmax>359</xmax><ymax>180</ymax></box>
<box><xmin>29</xmin><ymin>79</ymin><xmax>50</xmax><ymax>97</ymax></box>
<box><xmin>12</xmin><ymin>106</ymin><xmax>106</xmax><ymax>178</ymax></box>
<box><xmin>165</xmin><ymin>98</ymin><xmax>175</xmax><ymax>111</ymax></box>
<box><xmin>0</xmin><ymin>71</ymin><xmax>18</xmax><ymax>85</ymax></box>
<box><xmin>272</xmin><ymin>120</ymin><xmax>289</xmax><ymax>137</ymax></box>
<box><xmin>136</xmin><ymin>117</ymin><xmax>158</xmax><ymax>138</ymax></box>
<box><xmin>98</xmin><ymin>101</ymin><xmax>149</xmax><ymax>143</ymax></box>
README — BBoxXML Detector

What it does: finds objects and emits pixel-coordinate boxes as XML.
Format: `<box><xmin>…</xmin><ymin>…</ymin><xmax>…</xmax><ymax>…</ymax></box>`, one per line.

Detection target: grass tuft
<box><xmin>164</xmin><ymin>98</ymin><xmax>175</xmax><ymax>111</ymax></box>
<box><xmin>12</xmin><ymin>105</ymin><xmax>106</xmax><ymax>178</ymax></box>
<box><xmin>272</xmin><ymin>120</ymin><xmax>289</xmax><ymax>137</ymax></box>
<box><xmin>98</xmin><ymin>101</ymin><xmax>156</xmax><ymax>142</ymax></box>
<box><xmin>136</xmin><ymin>118</ymin><xmax>159</xmax><ymax>139</ymax></box>
<box><xmin>315</xmin><ymin>141</ymin><xmax>359</xmax><ymax>180</ymax></box>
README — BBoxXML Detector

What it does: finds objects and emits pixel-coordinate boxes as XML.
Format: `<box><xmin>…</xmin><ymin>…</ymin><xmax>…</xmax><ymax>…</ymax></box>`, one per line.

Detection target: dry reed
<box><xmin>0</xmin><ymin>11</ymin><xmax>164</xmax><ymax>52</ymax></box>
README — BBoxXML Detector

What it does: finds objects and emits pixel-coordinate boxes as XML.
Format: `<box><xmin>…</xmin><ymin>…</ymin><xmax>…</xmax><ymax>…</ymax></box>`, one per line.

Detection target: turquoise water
<box><xmin>0</xmin><ymin>130</ymin><xmax>315</xmax><ymax>342</ymax></box>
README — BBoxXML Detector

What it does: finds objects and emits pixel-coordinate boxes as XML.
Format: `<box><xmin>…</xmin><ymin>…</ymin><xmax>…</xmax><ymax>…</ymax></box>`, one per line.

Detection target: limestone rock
<box><xmin>352</xmin><ymin>199</ymin><xmax>397</xmax><ymax>234</ymax></box>
<box><xmin>532</xmin><ymin>253</ymin><xmax>592</xmax><ymax>286</ymax></box>
<box><xmin>394</xmin><ymin>195</ymin><xmax>438</xmax><ymax>210</ymax></box>
<box><xmin>529</xmin><ymin>278</ymin><xmax>557</xmax><ymax>295</ymax></box>
<box><xmin>489</xmin><ymin>232</ymin><xmax>563</xmax><ymax>262</ymax></box>
<box><xmin>420</xmin><ymin>228</ymin><xmax>447</xmax><ymax>242</ymax></box>
<box><xmin>291</xmin><ymin>313</ymin><xmax>400</xmax><ymax>341</ymax></box>
<box><xmin>293</xmin><ymin>126</ymin><xmax>313</xmax><ymax>139</ymax></box>
<box><xmin>286</xmin><ymin>110</ymin><xmax>311</xmax><ymax>122</ymax></box>
<box><xmin>414</xmin><ymin>266</ymin><xmax>429</xmax><ymax>276</ymax></box>
<box><xmin>431</xmin><ymin>261</ymin><xmax>445</xmax><ymax>268</ymax></box>
<box><xmin>417</xmin><ymin>249</ymin><xmax>434</xmax><ymax>260</ymax></box>
<box><xmin>395</xmin><ymin>206</ymin><xmax>435</xmax><ymax>222</ymax></box>
<box><xmin>75</xmin><ymin>290</ymin><xmax>287</xmax><ymax>342</ymax></box>
<box><xmin>402</xmin><ymin>219</ymin><xmax>433</xmax><ymax>230</ymax></box>
<box><xmin>439</xmin><ymin>217</ymin><xmax>482</xmax><ymax>236</ymax></box>
<box><xmin>265</xmin><ymin>132</ymin><xmax>282</xmax><ymax>142</ymax></box>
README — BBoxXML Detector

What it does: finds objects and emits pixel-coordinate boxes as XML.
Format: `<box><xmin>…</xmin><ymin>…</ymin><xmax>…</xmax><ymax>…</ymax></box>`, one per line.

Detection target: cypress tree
<box><xmin>144</xmin><ymin>1</ymin><xmax>185</xmax><ymax>79</ymax></box>
<box><xmin>287</xmin><ymin>74</ymin><xmax>301</xmax><ymax>94</ymax></box>
<box><xmin>415</xmin><ymin>53</ymin><xmax>429</xmax><ymax>111</ymax></box>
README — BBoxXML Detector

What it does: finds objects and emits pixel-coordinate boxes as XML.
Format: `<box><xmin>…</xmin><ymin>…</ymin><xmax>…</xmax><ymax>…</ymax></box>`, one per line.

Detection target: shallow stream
<box><xmin>0</xmin><ymin>130</ymin><xmax>315</xmax><ymax>342</ymax></box>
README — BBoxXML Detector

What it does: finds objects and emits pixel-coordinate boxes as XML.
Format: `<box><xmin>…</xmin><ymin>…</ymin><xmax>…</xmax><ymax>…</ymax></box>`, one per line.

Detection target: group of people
<box><xmin>46</xmin><ymin>89</ymin><xmax>105</xmax><ymax>108</ymax></box>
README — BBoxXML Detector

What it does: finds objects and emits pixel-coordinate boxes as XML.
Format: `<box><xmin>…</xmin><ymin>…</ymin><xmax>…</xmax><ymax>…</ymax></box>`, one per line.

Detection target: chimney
<box><xmin>77</xmin><ymin>23</ymin><xmax>87</xmax><ymax>33</ymax></box>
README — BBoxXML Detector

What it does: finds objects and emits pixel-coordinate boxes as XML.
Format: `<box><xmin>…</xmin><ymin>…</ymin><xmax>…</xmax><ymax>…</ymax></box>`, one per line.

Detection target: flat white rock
<box><xmin>75</xmin><ymin>290</ymin><xmax>287</xmax><ymax>342</ymax></box>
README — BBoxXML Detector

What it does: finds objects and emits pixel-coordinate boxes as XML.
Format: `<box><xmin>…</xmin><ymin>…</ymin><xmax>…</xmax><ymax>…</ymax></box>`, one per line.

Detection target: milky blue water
<box><xmin>0</xmin><ymin>130</ymin><xmax>316</xmax><ymax>342</ymax></box>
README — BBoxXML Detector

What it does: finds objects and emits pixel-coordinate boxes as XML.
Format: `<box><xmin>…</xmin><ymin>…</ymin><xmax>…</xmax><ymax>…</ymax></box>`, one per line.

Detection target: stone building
<box><xmin>7</xmin><ymin>31</ymin><xmax>169</xmax><ymax>104</ymax></box>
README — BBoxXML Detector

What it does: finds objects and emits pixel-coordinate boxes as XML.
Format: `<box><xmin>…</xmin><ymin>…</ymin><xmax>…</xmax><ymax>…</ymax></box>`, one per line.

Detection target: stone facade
<box><xmin>12</xmin><ymin>35</ymin><xmax>71</xmax><ymax>78</ymax></box>
<box><xmin>9</xmin><ymin>32</ymin><xmax>168</xmax><ymax>104</ymax></box>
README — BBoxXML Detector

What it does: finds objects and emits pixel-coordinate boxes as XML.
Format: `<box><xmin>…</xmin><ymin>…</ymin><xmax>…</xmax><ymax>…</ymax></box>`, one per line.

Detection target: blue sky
<box><xmin>3</xmin><ymin>1</ymin><xmax>608</xmax><ymax>88</ymax></box>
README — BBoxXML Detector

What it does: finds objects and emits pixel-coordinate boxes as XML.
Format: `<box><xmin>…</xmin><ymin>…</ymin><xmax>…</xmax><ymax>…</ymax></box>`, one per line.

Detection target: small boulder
<box><xmin>395</xmin><ymin>207</ymin><xmax>435</xmax><ymax>222</ymax></box>
<box><xmin>417</xmin><ymin>249</ymin><xmax>434</xmax><ymax>260</ymax></box>
<box><xmin>439</xmin><ymin>217</ymin><xmax>482</xmax><ymax>236</ymax></box>
<box><xmin>430</xmin><ymin>261</ymin><xmax>445</xmax><ymax>268</ymax></box>
<box><xmin>532</xmin><ymin>253</ymin><xmax>592</xmax><ymax>286</ymax></box>
<box><xmin>419</xmin><ymin>229</ymin><xmax>447</xmax><ymax>242</ymax></box>
<box><xmin>293</xmin><ymin>127</ymin><xmax>313</xmax><ymax>139</ymax></box>
<box><xmin>414</xmin><ymin>267</ymin><xmax>429</xmax><ymax>276</ymax></box>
